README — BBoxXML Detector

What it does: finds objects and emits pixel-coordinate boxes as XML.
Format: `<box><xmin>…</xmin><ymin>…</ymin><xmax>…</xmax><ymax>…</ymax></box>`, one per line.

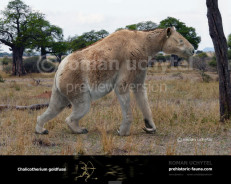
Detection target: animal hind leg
<box><xmin>66</xmin><ymin>93</ymin><xmax>91</xmax><ymax>134</ymax></box>
<box><xmin>36</xmin><ymin>88</ymin><xmax>69</xmax><ymax>134</ymax></box>
<box><xmin>133</xmin><ymin>85</ymin><xmax>156</xmax><ymax>134</ymax></box>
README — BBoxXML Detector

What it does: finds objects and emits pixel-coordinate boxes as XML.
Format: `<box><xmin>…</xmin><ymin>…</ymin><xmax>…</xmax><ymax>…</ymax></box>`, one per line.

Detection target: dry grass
<box><xmin>0</xmin><ymin>64</ymin><xmax>231</xmax><ymax>155</ymax></box>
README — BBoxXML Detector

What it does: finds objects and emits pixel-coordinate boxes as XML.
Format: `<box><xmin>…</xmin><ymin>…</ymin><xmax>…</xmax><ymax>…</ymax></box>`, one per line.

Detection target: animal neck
<box><xmin>143</xmin><ymin>29</ymin><xmax>167</xmax><ymax>57</ymax></box>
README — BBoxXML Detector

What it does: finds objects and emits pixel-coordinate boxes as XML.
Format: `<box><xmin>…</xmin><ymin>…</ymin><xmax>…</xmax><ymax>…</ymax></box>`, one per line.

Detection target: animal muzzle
<box><xmin>184</xmin><ymin>48</ymin><xmax>195</xmax><ymax>57</ymax></box>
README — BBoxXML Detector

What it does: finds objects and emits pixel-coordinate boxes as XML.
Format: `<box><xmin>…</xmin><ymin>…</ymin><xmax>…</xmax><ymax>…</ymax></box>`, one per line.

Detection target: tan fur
<box><xmin>36</xmin><ymin>27</ymin><xmax>194</xmax><ymax>136</ymax></box>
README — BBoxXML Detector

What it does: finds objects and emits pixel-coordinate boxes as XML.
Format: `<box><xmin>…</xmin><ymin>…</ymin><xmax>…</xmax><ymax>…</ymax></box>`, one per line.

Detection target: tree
<box><xmin>207</xmin><ymin>0</ymin><xmax>231</xmax><ymax>121</ymax></box>
<box><xmin>27</xmin><ymin>18</ymin><xmax>63</xmax><ymax>60</ymax></box>
<box><xmin>227</xmin><ymin>34</ymin><xmax>231</xmax><ymax>60</ymax></box>
<box><xmin>228</xmin><ymin>33</ymin><xmax>231</xmax><ymax>49</ymax></box>
<box><xmin>136</xmin><ymin>21</ymin><xmax>158</xmax><ymax>31</ymax></box>
<box><xmin>124</xmin><ymin>21</ymin><xmax>158</xmax><ymax>31</ymax></box>
<box><xmin>159</xmin><ymin>17</ymin><xmax>201</xmax><ymax>66</ymax></box>
<box><xmin>159</xmin><ymin>17</ymin><xmax>201</xmax><ymax>50</ymax></box>
<box><xmin>0</xmin><ymin>0</ymin><xmax>44</xmax><ymax>76</ymax></box>
<box><xmin>49</xmin><ymin>41</ymin><xmax>69</xmax><ymax>63</ymax></box>
<box><xmin>70</xmin><ymin>30</ymin><xmax>109</xmax><ymax>52</ymax></box>
<box><xmin>125</xmin><ymin>24</ymin><xmax>137</xmax><ymax>30</ymax></box>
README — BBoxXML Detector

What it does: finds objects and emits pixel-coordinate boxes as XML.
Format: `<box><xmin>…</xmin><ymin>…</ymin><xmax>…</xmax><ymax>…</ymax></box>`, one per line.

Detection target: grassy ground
<box><xmin>0</xmin><ymin>64</ymin><xmax>231</xmax><ymax>155</ymax></box>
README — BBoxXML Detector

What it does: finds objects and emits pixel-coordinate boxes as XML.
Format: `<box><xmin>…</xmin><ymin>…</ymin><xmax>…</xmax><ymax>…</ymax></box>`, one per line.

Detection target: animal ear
<box><xmin>166</xmin><ymin>27</ymin><xmax>172</xmax><ymax>38</ymax></box>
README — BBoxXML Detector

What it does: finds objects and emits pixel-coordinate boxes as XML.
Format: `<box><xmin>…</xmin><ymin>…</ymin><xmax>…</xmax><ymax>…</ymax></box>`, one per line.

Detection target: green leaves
<box><xmin>124</xmin><ymin>21</ymin><xmax>158</xmax><ymax>31</ymax></box>
<box><xmin>69</xmin><ymin>30</ymin><xmax>109</xmax><ymax>52</ymax></box>
<box><xmin>159</xmin><ymin>17</ymin><xmax>201</xmax><ymax>50</ymax></box>
<box><xmin>136</xmin><ymin>21</ymin><xmax>158</xmax><ymax>31</ymax></box>
<box><xmin>228</xmin><ymin>33</ymin><xmax>231</xmax><ymax>50</ymax></box>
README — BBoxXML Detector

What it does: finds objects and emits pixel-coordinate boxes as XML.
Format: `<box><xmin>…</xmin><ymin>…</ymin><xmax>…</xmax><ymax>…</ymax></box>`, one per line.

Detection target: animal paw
<box><xmin>143</xmin><ymin>127</ymin><xmax>156</xmax><ymax>134</ymax></box>
<box><xmin>70</xmin><ymin>127</ymin><xmax>89</xmax><ymax>134</ymax></box>
<box><xmin>35</xmin><ymin>125</ymin><xmax>49</xmax><ymax>135</ymax></box>
<box><xmin>35</xmin><ymin>129</ymin><xmax>49</xmax><ymax>135</ymax></box>
<box><xmin>81</xmin><ymin>128</ymin><xmax>89</xmax><ymax>134</ymax></box>
<box><xmin>117</xmin><ymin>129</ymin><xmax>130</xmax><ymax>136</ymax></box>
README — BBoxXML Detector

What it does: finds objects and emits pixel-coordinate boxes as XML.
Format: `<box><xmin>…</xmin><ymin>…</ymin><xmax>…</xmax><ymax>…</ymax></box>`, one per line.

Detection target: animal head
<box><xmin>162</xmin><ymin>27</ymin><xmax>195</xmax><ymax>58</ymax></box>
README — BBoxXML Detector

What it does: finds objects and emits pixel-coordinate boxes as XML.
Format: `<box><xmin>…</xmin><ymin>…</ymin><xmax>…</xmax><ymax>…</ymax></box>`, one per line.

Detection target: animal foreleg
<box><xmin>133</xmin><ymin>85</ymin><xmax>156</xmax><ymax>134</ymax></box>
<box><xmin>115</xmin><ymin>88</ymin><xmax>133</xmax><ymax>136</ymax></box>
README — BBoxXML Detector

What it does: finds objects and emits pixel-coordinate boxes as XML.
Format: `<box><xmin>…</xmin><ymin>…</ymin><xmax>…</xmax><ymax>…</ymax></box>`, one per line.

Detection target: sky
<box><xmin>0</xmin><ymin>0</ymin><xmax>231</xmax><ymax>52</ymax></box>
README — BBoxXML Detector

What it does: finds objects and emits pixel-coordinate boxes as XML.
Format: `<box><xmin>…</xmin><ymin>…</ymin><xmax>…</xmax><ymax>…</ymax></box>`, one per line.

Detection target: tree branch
<box><xmin>0</xmin><ymin>39</ymin><xmax>13</xmax><ymax>47</ymax></box>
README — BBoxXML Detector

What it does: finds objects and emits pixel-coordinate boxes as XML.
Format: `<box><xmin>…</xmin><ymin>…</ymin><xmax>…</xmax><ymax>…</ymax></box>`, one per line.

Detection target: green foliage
<box><xmin>49</xmin><ymin>41</ymin><xmax>69</xmax><ymax>62</ymax></box>
<box><xmin>0</xmin><ymin>0</ymin><xmax>52</xmax><ymax>75</ymax></box>
<box><xmin>196</xmin><ymin>50</ymin><xmax>203</xmax><ymax>54</ymax></box>
<box><xmin>155</xmin><ymin>53</ymin><xmax>167</xmax><ymax>62</ymax></box>
<box><xmin>115</xmin><ymin>28</ymin><xmax>123</xmax><ymax>32</ymax></box>
<box><xmin>209</xmin><ymin>56</ymin><xmax>217</xmax><ymax>67</ymax></box>
<box><xmin>23</xmin><ymin>56</ymin><xmax>56</xmax><ymax>73</ymax></box>
<box><xmin>201</xmin><ymin>72</ymin><xmax>212</xmax><ymax>83</ymax></box>
<box><xmin>1</xmin><ymin>57</ymin><xmax>12</xmax><ymax>65</ymax></box>
<box><xmin>228</xmin><ymin>50</ymin><xmax>231</xmax><ymax>60</ymax></box>
<box><xmin>125</xmin><ymin>24</ymin><xmax>137</xmax><ymax>30</ymax></box>
<box><xmin>27</xmin><ymin>17</ymin><xmax>65</xmax><ymax>58</ymax></box>
<box><xmin>70</xmin><ymin>30</ymin><xmax>109</xmax><ymax>52</ymax></box>
<box><xmin>158</xmin><ymin>17</ymin><xmax>201</xmax><ymax>49</ymax></box>
<box><xmin>197</xmin><ymin>52</ymin><xmax>208</xmax><ymax>59</ymax></box>
<box><xmin>14</xmin><ymin>84</ymin><xmax>20</xmax><ymax>91</ymax></box>
<box><xmin>0</xmin><ymin>0</ymin><xmax>43</xmax><ymax>48</ymax></box>
<box><xmin>123</xmin><ymin>21</ymin><xmax>157</xmax><ymax>31</ymax></box>
<box><xmin>136</xmin><ymin>21</ymin><xmax>158</xmax><ymax>31</ymax></box>
<box><xmin>209</xmin><ymin>60</ymin><xmax>217</xmax><ymax>68</ymax></box>
<box><xmin>165</xmin><ymin>55</ymin><xmax>171</xmax><ymax>60</ymax></box>
<box><xmin>228</xmin><ymin>34</ymin><xmax>231</xmax><ymax>50</ymax></box>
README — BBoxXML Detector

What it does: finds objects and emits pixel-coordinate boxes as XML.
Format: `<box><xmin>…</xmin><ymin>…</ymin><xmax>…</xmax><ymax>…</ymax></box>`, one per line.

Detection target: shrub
<box><xmin>1</xmin><ymin>57</ymin><xmax>12</xmax><ymax>65</ymax></box>
<box><xmin>3</xmin><ymin>64</ymin><xmax>12</xmax><ymax>74</ymax></box>
<box><xmin>197</xmin><ymin>52</ymin><xmax>208</xmax><ymax>59</ymax></box>
<box><xmin>209</xmin><ymin>57</ymin><xmax>217</xmax><ymax>67</ymax></box>
<box><xmin>196</xmin><ymin>50</ymin><xmax>203</xmax><ymax>54</ymax></box>
<box><xmin>192</xmin><ymin>56</ymin><xmax>208</xmax><ymax>72</ymax></box>
<box><xmin>24</xmin><ymin>57</ymin><xmax>56</xmax><ymax>73</ymax></box>
<box><xmin>0</xmin><ymin>74</ymin><xmax>5</xmax><ymax>83</ymax></box>
<box><xmin>155</xmin><ymin>53</ymin><xmax>166</xmax><ymax>62</ymax></box>
<box><xmin>201</xmin><ymin>72</ymin><xmax>212</xmax><ymax>83</ymax></box>
<box><xmin>165</xmin><ymin>55</ymin><xmax>171</xmax><ymax>61</ymax></box>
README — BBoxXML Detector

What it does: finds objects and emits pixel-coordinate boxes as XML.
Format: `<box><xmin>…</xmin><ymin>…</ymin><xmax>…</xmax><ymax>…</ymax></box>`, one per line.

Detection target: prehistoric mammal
<box><xmin>36</xmin><ymin>27</ymin><xmax>194</xmax><ymax>136</ymax></box>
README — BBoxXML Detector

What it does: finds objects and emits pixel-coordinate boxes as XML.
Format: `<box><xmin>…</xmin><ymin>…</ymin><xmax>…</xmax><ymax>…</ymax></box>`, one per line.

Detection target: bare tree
<box><xmin>207</xmin><ymin>0</ymin><xmax>231</xmax><ymax>121</ymax></box>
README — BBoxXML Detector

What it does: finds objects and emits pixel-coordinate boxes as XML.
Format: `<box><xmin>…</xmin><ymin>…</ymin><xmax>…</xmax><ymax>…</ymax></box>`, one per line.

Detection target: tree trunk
<box><xmin>170</xmin><ymin>55</ymin><xmax>179</xmax><ymax>67</ymax></box>
<box><xmin>207</xmin><ymin>0</ymin><xmax>231</xmax><ymax>121</ymax></box>
<box><xmin>57</xmin><ymin>54</ymin><xmax>62</xmax><ymax>63</ymax></box>
<box><xmin>12</xmin><ymin>50</ymin><xmax>17</xmax><ymax>76</ymax></box>
<box><xmin>41</xmin><ymin>47</ymin><xmax>47</xmax><ymax>60</ymax></box>
<box><xmin>12</xmin><ymin>47</ymin><xmax>25</xmax><ymax>76</ymax></box>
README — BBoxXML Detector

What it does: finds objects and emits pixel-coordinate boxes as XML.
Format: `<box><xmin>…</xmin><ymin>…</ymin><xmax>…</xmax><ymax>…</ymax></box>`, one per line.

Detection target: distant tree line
<box><xmin>0</xmin><ymin>0</ymin><xmax>202</xmax><ymax>76</ymax></box>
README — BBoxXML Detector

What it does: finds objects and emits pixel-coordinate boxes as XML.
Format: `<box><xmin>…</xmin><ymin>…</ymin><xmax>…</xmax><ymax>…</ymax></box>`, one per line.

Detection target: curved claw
<box><xmin>143</xmin><ymin>127</ymin><xmax>156</xmax><ymax>134</ymax></box>
<box><xmin>81</xmin><ymin>129</ymin><xmax>89</xmax><ymax>134</ymax></box>
<box><xmin>35</xmin><ymin>129</ymin><xmax>49</xmax><ymax>135</ymax></box>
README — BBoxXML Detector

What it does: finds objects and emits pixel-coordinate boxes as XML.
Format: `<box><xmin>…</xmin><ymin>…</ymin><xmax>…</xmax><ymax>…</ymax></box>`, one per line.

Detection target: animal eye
<box><xmin>179</xmin><ymin>39</ymin><xmax>183</xmax><ymax>43</ymax></box>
